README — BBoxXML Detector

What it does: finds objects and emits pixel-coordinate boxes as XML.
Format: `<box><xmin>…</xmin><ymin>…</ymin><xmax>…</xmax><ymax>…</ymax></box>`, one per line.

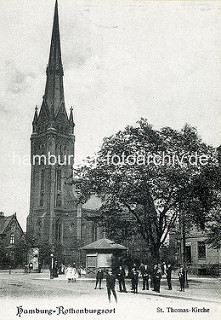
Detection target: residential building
<box><xmin>0</xmin><ymin>212</ymin><xmax>26</xmax><ymax>268</ymax></box>
<box><xmin>169</xmin><ymin>225</ymin><xmax>220</xmax><ymax>275</ymax></box>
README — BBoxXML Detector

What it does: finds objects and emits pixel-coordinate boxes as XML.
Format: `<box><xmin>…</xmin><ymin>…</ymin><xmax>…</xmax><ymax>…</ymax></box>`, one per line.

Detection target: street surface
<box><xmin>0</xmin><ymin>270</ymin><xmax>220</xmax><ymax>320</ymax></box>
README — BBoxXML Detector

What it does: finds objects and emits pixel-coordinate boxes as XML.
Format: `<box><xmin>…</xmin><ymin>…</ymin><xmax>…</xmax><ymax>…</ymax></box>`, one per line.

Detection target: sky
<box><xmin>0</xmin><ymin>0</ymin><xmax>220</xmax><ymax>230</ymax></box>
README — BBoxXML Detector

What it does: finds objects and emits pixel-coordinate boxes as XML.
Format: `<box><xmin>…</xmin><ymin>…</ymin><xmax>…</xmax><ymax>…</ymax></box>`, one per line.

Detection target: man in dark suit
<box><xmin>94</xmin><ymin>268</ymin><xmax>104</xmax><ymax>289</ymax></box>
<box><xmin>166</xmin><ymin>263</ymin><xmax>172</xmax><ymax>290</ymax></box>
<box><xmin>178</xmin><ymin>266</ymin><xmax>185</xmax><ymax>292</ymax></box>
<box><xmin>117</xmin><ymin>266</ymin><xmax>127</xmax><ymax>292</ymax></box>
<box><xmin>130</xmin><ymin>267</ymin><xmax>139</xmax><ymax>293</ymax></box>
<box><xmin>153</xmin><ymin>264</ymin><xmax>162</xmax><ymax>293</ymax></box>
<box><xmin>106</xmin><ymin>269</ymin><xmax>117</xmax><ymax>302</ymax></box>
<box><xmin>152</xmin><ymin>264</ymin><xmax>158</xmax><ymax>291</ymax></box>
<box><xmin>140</xmin><ymin>264</ymin><xmax>150</xmax><ymax>290</ymax></box>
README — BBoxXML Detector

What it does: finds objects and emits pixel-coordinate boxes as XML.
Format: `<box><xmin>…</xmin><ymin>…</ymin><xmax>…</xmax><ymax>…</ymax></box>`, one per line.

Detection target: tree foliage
<box><xmin>74</xmin><ymin>119</ymin><xmax>219</xmax><ymax>261</ymax></box>
<box><xmin>205</xmin><ymin>206</ymin><xmax>221</xmax><ymax>249</ymax></box>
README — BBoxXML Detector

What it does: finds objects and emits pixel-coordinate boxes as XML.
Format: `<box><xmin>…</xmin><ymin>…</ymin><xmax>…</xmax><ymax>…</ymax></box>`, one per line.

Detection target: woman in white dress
<box><xmin>66</xmin><ymin>265</ymin><xmax>73</xmax><ymax>283</ymax></box>
<box><xmin>72</xmin><ymin>264</ymin><xmax>79</xmax><ymax>282</ymax></box>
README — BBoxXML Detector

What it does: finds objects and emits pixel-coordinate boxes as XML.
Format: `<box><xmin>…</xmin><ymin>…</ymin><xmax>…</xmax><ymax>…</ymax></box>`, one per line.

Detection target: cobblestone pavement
<box><xmin>0</xmin><ymin>271</ymin><xmax>220</xmax><ymax>320</ymax></box>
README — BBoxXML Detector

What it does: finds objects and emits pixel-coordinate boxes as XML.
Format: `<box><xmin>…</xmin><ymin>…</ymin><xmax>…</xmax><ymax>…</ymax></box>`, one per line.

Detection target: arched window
<box><xmin>40</xmin><ymin>192</ymin><xmax>44</xmax><ymax>206</ymax></box>
<box><xmin>57</xmin><ymin>170</ymin><xmax>61</xmax><ymax>191</ymax></box>
<box><xmin>40</xmin><ymin>170</ymin><xmax>45</xmax><ymax>190</ymax></box>
<box><xmin>55</xmin><ymin>219</ymin><xmax>63</xmax><ymax>244</ymax></box>
<box><xmin>56</xmin><ymin>194</ymin><xmax>62</xmax><ymax>207</ymax></box>
<box><xmin>40</xmin><ymin>170</ymin><xmax>45</xmax><ymax>206</ymax></box>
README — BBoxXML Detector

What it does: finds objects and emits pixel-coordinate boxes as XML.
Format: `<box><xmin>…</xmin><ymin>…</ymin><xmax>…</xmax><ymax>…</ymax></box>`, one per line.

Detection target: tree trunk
<box><xmin>150</xmin><ymin>244</ymin><xmax>160</xmax><ymax>264</ymax></box>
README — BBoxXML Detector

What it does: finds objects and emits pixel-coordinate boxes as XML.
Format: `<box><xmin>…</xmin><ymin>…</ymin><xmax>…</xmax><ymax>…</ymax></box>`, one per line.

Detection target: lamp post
<box><xmin>179</xmin><ymin>192</ymin><xmax>188</xmax><ymax>288</ymax></box>
<box><xmin>50</xmin><ymin>253</ymin><xmax>54</xmax><ymax>279</ymax></box>
<box><xmin>128</xmin><ymin>203</ymin><xmax>137</xmax><ymax>262</ymax></box>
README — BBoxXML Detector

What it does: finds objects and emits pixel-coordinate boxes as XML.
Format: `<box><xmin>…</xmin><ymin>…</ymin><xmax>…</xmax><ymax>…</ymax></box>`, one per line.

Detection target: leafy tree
<box><xmin>74</xmin><ymin>119</ymin><xmax>219</xmax><ymax>262</ymax></box>
<box><xmin>15</xmin><ymin>236</ymin><xmax>27</xmax><ymax>267</ymax></box>
<box><xmin>205</xmin><ymin>206</ymin><xmax>221</xmax><ymax>249</ymax></box>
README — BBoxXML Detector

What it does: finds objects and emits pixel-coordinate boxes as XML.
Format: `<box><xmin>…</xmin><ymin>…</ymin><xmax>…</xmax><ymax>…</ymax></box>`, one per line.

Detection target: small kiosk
<box><xmin>81</xmin><ymin>236</ymin><xmax>127</xmax><ymax>277</ymax></box>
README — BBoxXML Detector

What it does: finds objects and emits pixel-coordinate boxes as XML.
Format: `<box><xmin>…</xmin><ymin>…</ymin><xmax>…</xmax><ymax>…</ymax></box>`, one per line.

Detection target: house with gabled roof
<box><xmin>0</xmin><ymin>212</ymin><xmax>26</xmax><ymax>268</ymax></box>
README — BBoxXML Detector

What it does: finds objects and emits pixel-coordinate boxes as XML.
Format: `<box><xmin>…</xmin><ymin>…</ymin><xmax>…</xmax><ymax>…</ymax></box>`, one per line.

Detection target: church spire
<box><xmin>44</xmin><ymin>0</ymin><xmax>65</xmax><ymax>116</ymax></box>
<box><xmin>69</xmin><ymin>106</ymin><xmax>75</xmax><ymax>134</ymax></box>
<box><xmin>32</xmin><ymin>106</ymin><xmax>38</xmax><ymax>133</ymax></box>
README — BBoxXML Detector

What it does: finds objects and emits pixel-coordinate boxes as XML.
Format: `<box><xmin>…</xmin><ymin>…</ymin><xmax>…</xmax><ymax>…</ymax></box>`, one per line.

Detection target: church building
<box><xmin>26</xmin><ymin>1</ymin><xmax>102</xmax><ymax>266</ymax></box>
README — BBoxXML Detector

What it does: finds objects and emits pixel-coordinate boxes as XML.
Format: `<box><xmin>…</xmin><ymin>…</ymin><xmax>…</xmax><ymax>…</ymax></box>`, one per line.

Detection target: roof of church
<box><xmin>81</xmin><ymin>236</ymin><xmax>127</xmax><ymax>251</ymax></box>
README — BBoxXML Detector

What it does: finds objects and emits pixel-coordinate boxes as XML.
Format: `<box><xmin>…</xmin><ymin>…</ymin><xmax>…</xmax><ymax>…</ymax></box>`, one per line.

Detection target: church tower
<box><xmin>26</xmin><ymin>1</ymin><xmax>79</xmax><ymax>263</ymax></box>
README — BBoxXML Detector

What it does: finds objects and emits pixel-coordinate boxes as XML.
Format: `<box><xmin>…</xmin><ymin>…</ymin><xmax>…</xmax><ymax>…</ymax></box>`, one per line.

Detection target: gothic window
<box><xmin>10</xmin><ymin>233</ymin><xmax>15</xmax><ymax>244</ymax></box>
<box><xmin>40</xmin><ymin>192</ymin><xmax>44</xmax><ymax>207</ymax></box>
<box><xmin>57</xmin><ymin>170</ymin><xmax>61</xmax><ymax>191</ymax></box>
<box><xmin>40</xmin><ymin>170</ymin><xmax>45</xmax><ymax>191</ymax></box>
<box><xmin>58</xmin><ymin>145</ymin><xmax>63</xmax><ymax>162</ymax></box>
<box><xmin>55</xmin><ymin>219</ymin><xmax>63</xmax><ymax>243</ymax></box>
<box><xmin>56</xmin><ymin>194</ymin><xmax>62</xmax><ymax>207</ymax></box>
<box><xmin>40</xmin><ymin>170</ymin><xmax>45</xmax><ymax>206</ymax></box>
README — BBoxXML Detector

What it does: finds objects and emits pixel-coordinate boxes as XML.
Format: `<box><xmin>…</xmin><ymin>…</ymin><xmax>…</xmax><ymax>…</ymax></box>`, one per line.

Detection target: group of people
<box><xmin>140</xmin><ymin>262</ymin><xmax>186</xmax><ymax>293</ymax></box>
<box><xmin>94</xmin><ymin>262</ymin><xmax>187</xmax><ymax>301</ymax></box>
<box><xmin>50</xmin><ymin>260</ymin><xmax>187</xmax><ymax>302</ymax></box>
<box><xmin>65</xmin><ymin>264</ymin><xmax>79</xmax><ymax>282</ymax></box>
<box><xmin>50</xmin><ymin>262</ymin><xmax>86</xmax><ymax>281</ymax></box>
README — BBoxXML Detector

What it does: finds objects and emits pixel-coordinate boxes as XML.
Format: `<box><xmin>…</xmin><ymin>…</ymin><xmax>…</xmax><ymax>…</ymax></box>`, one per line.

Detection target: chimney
<box><xmin>0</xmin><ymin>212</ymin><xmax>4</xmax><ymax>217</ymax></box>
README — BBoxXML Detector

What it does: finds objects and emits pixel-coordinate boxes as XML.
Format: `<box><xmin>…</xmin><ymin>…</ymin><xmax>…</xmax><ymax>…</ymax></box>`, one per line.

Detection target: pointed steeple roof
<box><xmin>48</xmin><ymin>0</ymin><xmax>63</xmax><ymax>74</ymax></box>
<box><xmin>68</xmin><ymin>106</ymin><xmax>75</xmax><ymax>134</ymax></box>
<box><xmin>69</xmin><ymin>106</ymin><xmax>74</xmax><ymax>123</ymax></box>
<box><xmin>32</xmin><ymin>106</ymin><xmax>38</xmax><ymax>133</ymax></box>
<box><xmin>43</xmin><ymin>0</ymin><xmax>65</xmax><ymax>117</ymax></box>
<box><xmin>32</xmin><ymin>106</ymin><xmax>38</xmax><ymax>124</ymax></box>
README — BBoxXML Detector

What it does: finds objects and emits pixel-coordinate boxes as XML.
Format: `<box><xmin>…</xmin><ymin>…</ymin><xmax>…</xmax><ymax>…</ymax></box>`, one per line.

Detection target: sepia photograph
<box><xmin>0</xmin><ymin>0</ymin><xmax>220</xmax><ymax>319</ymax></box>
